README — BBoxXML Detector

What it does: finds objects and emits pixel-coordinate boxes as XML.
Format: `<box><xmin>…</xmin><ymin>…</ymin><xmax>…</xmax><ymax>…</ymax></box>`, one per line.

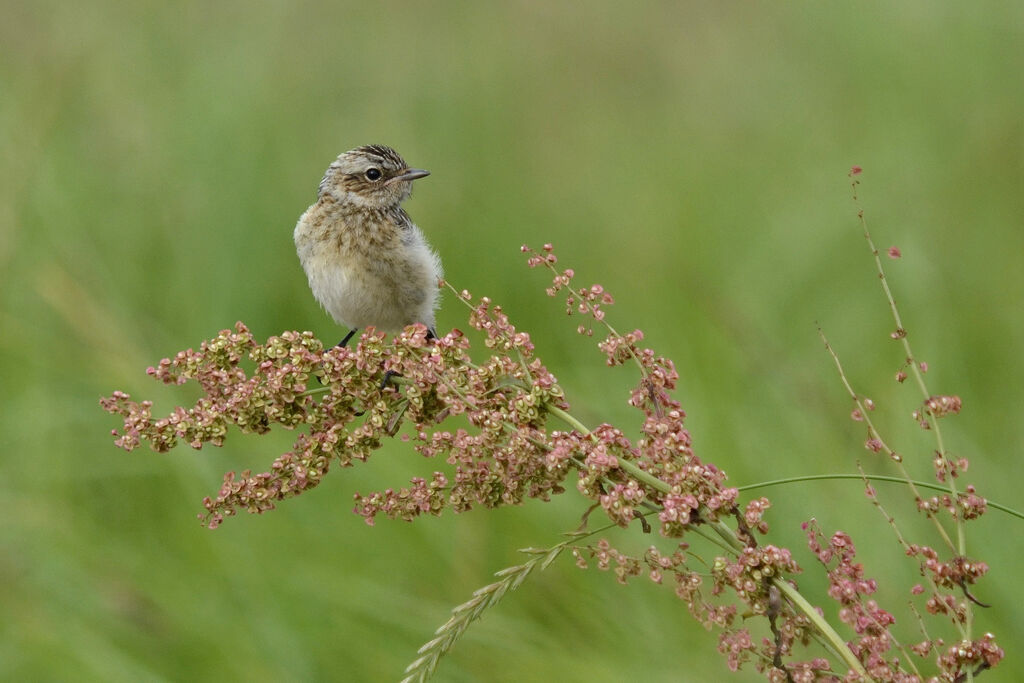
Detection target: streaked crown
<box><xmin>317</xmin><ymin>144</ymin><xmax>429</xmax><ymax>208</ymax></box>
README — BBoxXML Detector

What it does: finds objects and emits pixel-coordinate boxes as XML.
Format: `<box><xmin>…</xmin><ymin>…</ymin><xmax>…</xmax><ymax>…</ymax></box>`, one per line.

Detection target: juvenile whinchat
<box><xmin>294</xmin><ymin>145</ymin><xmax>442</xmax><ymax>347</ymax></box>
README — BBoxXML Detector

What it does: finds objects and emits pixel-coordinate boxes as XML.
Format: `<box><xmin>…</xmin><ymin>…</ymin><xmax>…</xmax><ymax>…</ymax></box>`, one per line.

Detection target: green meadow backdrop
<box><xmin>2</xmin><ymin>1</ymin><xmax>1022</xmax><ymax>680</ymax></box>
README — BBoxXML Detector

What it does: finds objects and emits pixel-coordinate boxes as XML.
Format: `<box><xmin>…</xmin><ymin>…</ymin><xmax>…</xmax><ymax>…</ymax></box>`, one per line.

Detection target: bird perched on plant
<box><xmin>294</xmin><ymin>144</ymin><xmax>442</xmax><ymax>347</ymax></box>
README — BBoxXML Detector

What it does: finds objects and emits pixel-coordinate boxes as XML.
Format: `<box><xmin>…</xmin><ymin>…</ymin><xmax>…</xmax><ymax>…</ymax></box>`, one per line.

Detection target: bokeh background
<box><xmin>2</xmin><ymin>1</ymin><xmax>1022</xmax><ymax>680</ymax></box>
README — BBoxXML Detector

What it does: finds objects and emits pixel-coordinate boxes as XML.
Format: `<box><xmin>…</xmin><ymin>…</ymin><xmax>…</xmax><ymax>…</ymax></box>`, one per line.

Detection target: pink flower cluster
<box><xmin>713</xmin><ymin>545</ymin><xmax>801</xmax><ymax>613</ymax></box>
<box><xmin>923</xmin><ymin>395</ymin><xmax>962</xmax><ymax>418</ymax></box>
<box><xmin>524</xmin><ymin>242</ymin><xmax>614</xmax><ymax>333</ymax></box>
<box><xmin>804</xmin><ymin>521</ymin><xmax>901</xmax><ymax>679</ymax></box>
<box><xmin>912</xmin><ymin>394</ymin><xmax>963</xmax><ymax>430</ymax></box>
<box><xmin>351</xmin><ymin>472</ymin><xmax>449</xmax><ymax>525</ymax></box>
<box><xmin>936</xmin><ymin>633</ymin><xmax>1003</xmax><ymax>681</ymax></box>
<box><xmin>906</xmin><ymin>546</ymin><xmax>989</xmax><ymax>613</ymax></box>
<box><xmin>102</xmin><ymin>325</ymin><xmax>408</xmax><ymax>527</ymax></box>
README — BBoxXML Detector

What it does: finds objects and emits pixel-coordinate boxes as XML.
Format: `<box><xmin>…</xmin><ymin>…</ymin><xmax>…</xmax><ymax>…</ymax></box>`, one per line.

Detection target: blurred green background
<box><xmin>2</xmin><ymin>1</ymin><xmax>1022</xmax><ymax>680</ymax></box>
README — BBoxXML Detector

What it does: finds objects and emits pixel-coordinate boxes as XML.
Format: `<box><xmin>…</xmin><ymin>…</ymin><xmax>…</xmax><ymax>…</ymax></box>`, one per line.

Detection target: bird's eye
<box><xmin>365</xmin><ymin>168</ymin><xmax>382</xmax><ymax>181</ymax></box>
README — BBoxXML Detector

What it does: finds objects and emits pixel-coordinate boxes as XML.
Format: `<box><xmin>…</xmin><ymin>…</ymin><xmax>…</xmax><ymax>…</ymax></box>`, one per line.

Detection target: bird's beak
<box><xmin>387</xmin><ymin>168</ymin><xmax>430</xmax><ymax>184</ymax></box>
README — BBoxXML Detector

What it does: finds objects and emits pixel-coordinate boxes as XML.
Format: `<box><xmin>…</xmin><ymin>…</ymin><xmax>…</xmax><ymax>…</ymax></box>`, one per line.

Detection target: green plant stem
<box><xmin>546</xmin><ymin>405</ymin><xmax>671</xmax><ymax>494</ymax></box>
<box><xmin>819</xmin><ymin>329</ymin><xmax>958</xmax><ymax>553</ymax></box>
<box><xmin>739</xmin><ymin>474</ymin><xmax>1022</xmax><ymax>520</ymax></box>
<box><xmin>854</xmin><ymin>189</ymin><xmax>967</xmax><ymax>557</ymax></box>
<box><xmin>536</xmin><ymin>259</ymin><xmax>651</xmax><ymax>381</ymax></box>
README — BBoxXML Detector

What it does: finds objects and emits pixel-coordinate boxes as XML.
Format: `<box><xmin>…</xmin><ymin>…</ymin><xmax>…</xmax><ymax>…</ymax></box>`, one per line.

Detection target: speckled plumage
<box><xmin>294</xmin><ymin>145</ymin><xmax>441</xmax><ymax>336</ymax></box>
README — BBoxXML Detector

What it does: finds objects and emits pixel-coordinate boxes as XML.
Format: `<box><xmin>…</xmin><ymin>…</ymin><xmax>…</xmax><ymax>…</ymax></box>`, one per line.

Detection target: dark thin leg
<box><xmin>376</xmin><ymin>327</ymin><xmax>436</xmax><ymax>392</ymax></box>
<box><xmin>317</xmin><ymin>329</ymin><xmax>358</xmax><ymax>387</ymax></box>
<box><xmin>352</xmin><ymin>326</ymin><xmax>436</xmax><ymax>411</ymax></box>
<box><xmin>337</xmin><ymin>328</ymin><xmax>358</xmax><ymax>348</ymax></box>
<box><xmin>377</xmin><ymin>327</ymin><xmax>437</xmax><ymax>390</ymax></box>
<box><xmin>379</xmin><ymin>369</ymin><xmax>398</xmax><ymax>391</ymax></box>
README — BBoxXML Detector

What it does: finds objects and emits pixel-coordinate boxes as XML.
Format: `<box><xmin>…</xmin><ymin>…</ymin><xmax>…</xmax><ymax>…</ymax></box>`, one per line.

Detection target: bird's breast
<box><xmin>294</xmin><ymin>203</ymin><xmax>438</xmax><ymax>331</ymax></box>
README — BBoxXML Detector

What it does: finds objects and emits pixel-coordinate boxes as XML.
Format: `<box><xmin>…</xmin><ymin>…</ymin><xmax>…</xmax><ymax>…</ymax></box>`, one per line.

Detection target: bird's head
<box><xmin>318</xmin><ymin>144</ymin><xmax>429</xmax><ymax>209</ymax></box>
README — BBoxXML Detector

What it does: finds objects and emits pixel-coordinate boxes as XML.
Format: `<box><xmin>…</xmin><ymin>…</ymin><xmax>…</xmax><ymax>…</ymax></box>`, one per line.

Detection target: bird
<box><xmin>294</xmin><ymin>145</ymin><xmax>442</xmax><ymax>348</ymax></box>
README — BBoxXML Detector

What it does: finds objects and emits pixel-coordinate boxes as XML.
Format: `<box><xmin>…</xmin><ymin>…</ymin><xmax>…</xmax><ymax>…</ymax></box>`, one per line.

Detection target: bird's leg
<box><xmin>337</xmin><ymin>328</ymin><xmax>358</xmax><ymax>348</ymax></box>
<box><xmin>378</xmin><ymin>327</ymin><xmax>435</xmax><ymax>391</ymax></box>
<box><xmin>350</xmin><ymin>370</ymin><xmax>398</xmax><ymax>418</ymax></box>
<box><xmin>379</xmin><ymin>370</ymin><xmax>398</xmax><ymax>391</ymax></box>
<box><xmin>315</xmin><ymin>329</ymin><xmax>359</xmax><ymax>387</ymax></box>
